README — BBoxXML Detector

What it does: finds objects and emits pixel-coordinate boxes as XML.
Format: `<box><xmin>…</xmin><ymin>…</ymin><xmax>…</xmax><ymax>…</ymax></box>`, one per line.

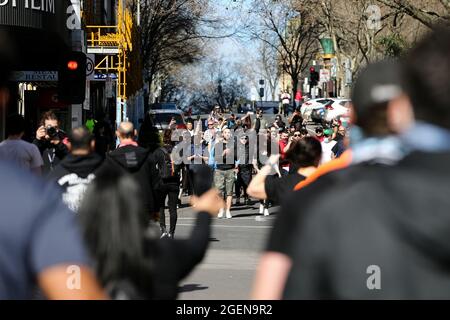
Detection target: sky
<box><xmin>206</xmin><ymin>0</ymin><xmax>257</xmax><ymax>62</ymax></box>
<box><xmin>203</xmin><ymin>0</ymin><xmax>262</xmax><ymax>97</ymax></box>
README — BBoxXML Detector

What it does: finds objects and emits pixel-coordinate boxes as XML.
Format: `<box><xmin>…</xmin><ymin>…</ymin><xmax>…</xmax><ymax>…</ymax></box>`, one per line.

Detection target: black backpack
<box><xmin>158</xmin><ymin>147</ymin><xmax>179</xmax><ymax>180</ymax></box>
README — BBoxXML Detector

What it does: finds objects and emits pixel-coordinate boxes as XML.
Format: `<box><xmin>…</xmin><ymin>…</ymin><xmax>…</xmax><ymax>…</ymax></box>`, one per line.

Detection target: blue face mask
<box><xmin>349</xmin><ymin>125</ymin><xmax>365</xmax><ymax>147</ymax></box>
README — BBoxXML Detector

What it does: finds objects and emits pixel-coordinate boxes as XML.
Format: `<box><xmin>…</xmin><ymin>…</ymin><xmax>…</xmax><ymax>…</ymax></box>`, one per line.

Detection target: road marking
<box><xmin>178</xmin><ymin>217</ymin><xmax>276</xmax><ymax>220</ymax></box>
<box><xmin>176</xmin><ymin>224</ymin><xmax>273</xmax><ymax>229</ymax></box>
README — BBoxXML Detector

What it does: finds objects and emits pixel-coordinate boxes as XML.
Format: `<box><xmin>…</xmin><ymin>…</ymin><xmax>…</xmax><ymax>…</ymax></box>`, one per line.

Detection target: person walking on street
<box><xmin>235</xmin><ymin>133</ymin><xmax>254</xmax><ymax>206</ymax></box>
<box><xmin>281</xmin><ymin>90</ymin><xmax>291</xmax><ymax>117</ymax></box>
<box><xmin>102</xmin><ymin>122</ymin><xmax>159</xmax><ymax>221</ymax></box>
<box><xmin>153</xmin><ymin>129</ymin><xmax>182</xmax><ymax>238</ymax></box>
<box><xmin>47</xmin><ymin>126</ymin><xmax>103</xmax><ymax>213</ymax></box>
<box><xmin>213</xmin><ymin>128</ymin><xmax>236</xmax><ymax>219</ymax></box>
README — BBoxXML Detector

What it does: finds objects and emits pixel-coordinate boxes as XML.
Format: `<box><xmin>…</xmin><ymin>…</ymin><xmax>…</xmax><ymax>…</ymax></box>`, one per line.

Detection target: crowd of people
<box><xmin>0</xmin><ymin>26</ymin><xmax>449</xmax><ymax>300</ymax></box>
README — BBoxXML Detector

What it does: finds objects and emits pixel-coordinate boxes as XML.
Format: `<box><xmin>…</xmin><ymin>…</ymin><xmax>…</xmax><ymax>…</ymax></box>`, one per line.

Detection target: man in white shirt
<box><xmin>280</xmin><ymin>91</ymin><xmax>291</xmax><ymax>117</ymax></box>
<box><xmin>0</xmin><ymin>114</ymin><xmax>43</xmax><ymax>175</ymax></box>
<box><xmin>320</xmin><ymin>128</ymin><xmax>337</xmax><ymax>164</ymax></box>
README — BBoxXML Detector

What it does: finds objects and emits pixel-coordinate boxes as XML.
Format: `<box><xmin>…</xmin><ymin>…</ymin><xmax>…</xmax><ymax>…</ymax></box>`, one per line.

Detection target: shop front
<box><xmin>0</xmin><ymin>0</ymin><xmax>77</xmax><ymax>140</ymax></box>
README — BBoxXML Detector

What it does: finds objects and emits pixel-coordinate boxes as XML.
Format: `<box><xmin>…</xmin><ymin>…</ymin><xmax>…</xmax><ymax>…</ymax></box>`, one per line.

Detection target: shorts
<box><xmin>214</xmin><ymin>169</ymin><xmax>235</xmax><ymax>197</ymax></box>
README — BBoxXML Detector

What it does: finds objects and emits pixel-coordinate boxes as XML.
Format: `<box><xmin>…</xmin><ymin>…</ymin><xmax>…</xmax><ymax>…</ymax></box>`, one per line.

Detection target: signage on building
<box><xmin>11</xmin><ymin>71</ymin><xmax>58</xmax><ymax>82</ymax></box>
<box><xmin>0</xmin><ymin>0</ymin><xmax>56</xmax><ymax>13</ymax></box>
<box><xmin>86</xmin><ymin>54</ymin><xmax>95</xmax><ymax>81</ymax></box>
<box><xmin>0</xmin><ymin>0</ymin><xmax>70</xmax><ymax>29</ymax></box>
<box><xmin>94</xmin><ymin>73</ymin><xmax>118</xmax><ymax>81</ymax></box>
<box><xmin>319</xmin><ymin>69</ymin><xmax>331</xmax><ymax>84</ymax></box>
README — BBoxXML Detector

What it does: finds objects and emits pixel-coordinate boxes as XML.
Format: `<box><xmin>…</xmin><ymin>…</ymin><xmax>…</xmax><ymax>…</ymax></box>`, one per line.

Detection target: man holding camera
<box><xmin>33</xmin><ymin>111</ymin><xmax>69</xmax><ymax>175</ymax></box>
<box><xmin>252</xmin><ymin>108</ymin><xmax>268</xmax><ymax>134</ymax></box>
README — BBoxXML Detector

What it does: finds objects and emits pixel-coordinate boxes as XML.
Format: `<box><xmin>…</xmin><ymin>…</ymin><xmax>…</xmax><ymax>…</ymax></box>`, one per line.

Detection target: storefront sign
<box><xmin>0</xmin><ymin>0</ymin><xmax>55</xmax><ymax>13</ymax></box>
<box><xmin>0</xmin><ymin>0</ymin><xmax>71</xmax><ymax>34</ymax></box>
<box><xmin>11</xmin><ymin>71</ymin><xmax>58</xmax><ymax>82</ymax></box>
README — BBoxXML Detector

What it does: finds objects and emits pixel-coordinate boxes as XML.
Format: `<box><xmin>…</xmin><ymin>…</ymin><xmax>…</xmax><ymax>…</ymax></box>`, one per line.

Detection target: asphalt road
<box><xmin>170</xmin><ymin>198</ymin><xmax>278</xmax><ymax>300</ymax></box>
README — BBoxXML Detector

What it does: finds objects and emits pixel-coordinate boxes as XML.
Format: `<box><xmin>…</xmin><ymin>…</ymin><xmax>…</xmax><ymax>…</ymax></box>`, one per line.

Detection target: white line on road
<box><xmin>176</xmin><ymin>224</ymin><xmax>273</xmax><ymax>229</ymax></box>
<box><xmin>178</xmin><ymin>217</ymin><xmax>276</xmax><ymax>220</ymax></box>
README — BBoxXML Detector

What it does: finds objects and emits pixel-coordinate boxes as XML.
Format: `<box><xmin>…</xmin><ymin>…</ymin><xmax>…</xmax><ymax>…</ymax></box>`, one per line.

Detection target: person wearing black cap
<box><xmin>266</xmin><ymin>27</ymin><xmax>450</xmax><ymax>300</ymax></box>
<box><xmin>252</xmin><ymin>58</ymin><xmax>415</xmax><ymax>299</ymax></box>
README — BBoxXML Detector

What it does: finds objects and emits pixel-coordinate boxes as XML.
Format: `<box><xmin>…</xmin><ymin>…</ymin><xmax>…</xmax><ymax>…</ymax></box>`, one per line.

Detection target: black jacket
<box><xmin>47</xmin><ymin>153</ymin><xmax>104</xmax><ymax>212</ymax></box>
<box><xmin>153</xmin><ymin>144</ymin><xmax>181</xmax><ymax>185</ymax></box>
<box><xmin>103</xmin><ymin>145</ymin><xmax>159</xmax><ymax>215</ymax></box>
<box><xmin>150</xmin><ymin>212</ymin><xmax>211</xmax><ymax>299</ymax></box>
<box><xmin>281</xmin><ymin>151</ymin><xmax>450</xmax><ymax>299</ymax></box>
<box><xmin>33</xmin><ymin>138</ymin><xmax>69</xmax><ymax>175</ymax></box>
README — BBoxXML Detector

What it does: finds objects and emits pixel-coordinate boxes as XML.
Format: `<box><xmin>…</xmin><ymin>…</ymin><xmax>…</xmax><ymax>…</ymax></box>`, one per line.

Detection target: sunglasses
<box><xmin>293</xmin><ymin>134</ymin><xmax>301</xmax><ymax>137</ymax></box>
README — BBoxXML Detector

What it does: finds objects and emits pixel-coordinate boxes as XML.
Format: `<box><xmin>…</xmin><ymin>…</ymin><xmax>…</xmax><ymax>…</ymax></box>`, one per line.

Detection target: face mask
<box><xmin>349</xmin><ymin>125</ymin><xmax>365</xmax><ymax>147</ymax></box>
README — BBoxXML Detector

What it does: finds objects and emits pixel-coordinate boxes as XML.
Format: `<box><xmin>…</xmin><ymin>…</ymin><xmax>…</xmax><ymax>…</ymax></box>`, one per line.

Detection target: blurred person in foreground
<box><xmin>0</xmin><ymin>34</ymin><xmax>105</xmax><ymax>300</ymax></box>
<box><xmin>247</xmin><ymin>137</ymin><xmax>321</xmax><ymax>205</ymax></box>
<box><xmin>252</xmin><ymin>57</ymin><xmax>415</xmax><ymax>299</ymax></box>
<box><xmin>79</xmin><ymin>167</ymin><xmax>224</xmax><ymax>299</ymax></box>
<box><xmin>47</xmin><ymin>126</ymin><xmax>103</xmax><ymax>212</ymax></box>
<box><xmin>281</xmin><ymin>26</ymin><xmax>450</xmax><ymax>299</ymax></box>
<box><xmin>0</xmin><ymin>114</ymin><xmax>43</xmax><ymax>175</ymax></box>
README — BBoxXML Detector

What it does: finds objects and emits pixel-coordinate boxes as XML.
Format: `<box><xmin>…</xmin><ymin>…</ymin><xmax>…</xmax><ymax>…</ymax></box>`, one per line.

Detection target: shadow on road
<box><xmin>178</xmin><ymin>284</ymin><xmax>209</xmax><ymax>293</ymax></box>
<box><xmin>231</xmin><ymin>212</ymin><xmax>274</xmax><ymax>218</ymax></box>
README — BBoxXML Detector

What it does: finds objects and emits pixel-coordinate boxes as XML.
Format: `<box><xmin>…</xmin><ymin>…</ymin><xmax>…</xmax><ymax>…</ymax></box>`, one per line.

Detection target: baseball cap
<box><xmin>324</xmin><ymin>128</ymin><xmax>334</xmax><ymax>136</ymax></box>
<box><xmin>351</xmin><ymin>59</ymin><xmax>405</xmax><ymax>119</ymax></box>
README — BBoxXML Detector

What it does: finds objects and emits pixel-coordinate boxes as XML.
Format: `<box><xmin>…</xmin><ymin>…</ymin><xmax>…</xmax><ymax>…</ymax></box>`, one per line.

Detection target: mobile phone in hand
<box><xmin>189</xmin><ymin>165</ymin><xmax>214</xmax><ymax>196</ymax></box>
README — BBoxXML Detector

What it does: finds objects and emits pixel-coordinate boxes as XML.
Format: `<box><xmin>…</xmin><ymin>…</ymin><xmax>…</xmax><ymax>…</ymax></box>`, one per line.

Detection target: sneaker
<box><xmin>264</xmin><ymin>208</ymin><xmax>270</xmax><ymax>216</ymax></box>
<box><xmin>160</xmin><ymin>232</ymin><xmax>168</xmax><ymax>239</ymax></box>
<box><xmin>259</xmin><ymin>203</ymin><xmax>264</xmax><ymax>214</ymax></box>
<box><xmin>168</xmin><ymin>232</ymin><xmax>174</xmax><ymax>239</ymax></box>
<box><xmin>226</xmin><ymin>210</ymin><xmax>232</xmax><ymax>219</ymax></box>
<box><xmin>218</xmin><ymin>208</ymin><xmax>224</xmax><ymax>218</ymax></box>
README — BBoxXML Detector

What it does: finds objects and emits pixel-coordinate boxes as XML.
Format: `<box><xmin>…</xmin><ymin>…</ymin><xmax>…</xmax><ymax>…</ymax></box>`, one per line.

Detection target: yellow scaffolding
<box><xmin>86</xmin><ymin>0</ymin><xmax>133</xmax><ymax>100</ymax></box>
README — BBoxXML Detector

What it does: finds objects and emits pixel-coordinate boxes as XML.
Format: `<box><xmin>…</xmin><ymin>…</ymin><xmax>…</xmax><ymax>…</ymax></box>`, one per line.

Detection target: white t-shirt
<box><xmin>282</xmin><ymin>93</ymin><xmax>291</xmax><ymax>104</ymax></box>
<box><xmin>0</xmin><ymin>139</ymin><xmax>43</xmax><ymax>171</ymax></box>
<box><xmin>320</xmin><ymin>139</ymin><xmax>337</xmax><ymax>164</ymax></box>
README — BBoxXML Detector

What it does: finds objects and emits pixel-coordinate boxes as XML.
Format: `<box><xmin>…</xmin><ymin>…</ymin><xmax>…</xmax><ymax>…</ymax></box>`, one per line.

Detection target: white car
<box><xmin>300</xmin><ymin>98</ymin><xmax>335</xmax><ymax>121</ymax></box>
<box><xmin>323</xmin><ymin>99</ymin><xmax>351</xmax><ymax>123</ymax></box>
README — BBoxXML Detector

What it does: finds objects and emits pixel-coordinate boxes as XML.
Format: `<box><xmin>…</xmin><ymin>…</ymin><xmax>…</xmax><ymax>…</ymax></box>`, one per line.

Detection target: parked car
<box><xmin>300</xmin><ymin>98</ymin><xmax>334</xmax><ymax>121</ymax></box>
<box><xmin>310</xmin><ymin>107</ymin><xmax>326</xmax><ymax>123</ymax></box>
<box><xmin>148</xmin><ymin>110</ymin><xmax>186</xmax><ymax>131</ymax></box>
<box><xmin>254</xmin><ymin>101</ymin><xmax>280</xmax><ymax>114</ymax></box>
<box><xmin>323</xmin><ymin>99</ymin><xmax>351</xmax><ymax>123</ymax></box>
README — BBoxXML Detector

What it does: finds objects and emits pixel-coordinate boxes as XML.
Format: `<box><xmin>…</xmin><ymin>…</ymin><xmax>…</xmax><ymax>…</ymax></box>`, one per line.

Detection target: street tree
<box><xmin>248</xmin><ymin>0</ymin><xmax>321</xmax><ymax>106</ymax></box>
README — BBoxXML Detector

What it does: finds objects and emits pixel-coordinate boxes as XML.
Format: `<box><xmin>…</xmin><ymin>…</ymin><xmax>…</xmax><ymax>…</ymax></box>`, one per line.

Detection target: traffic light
<box><xmin>58</xmin><ymin>51</ymin><xmax>86</xmax><ymax>104</ymax></box>
<box><xmin>259</xmin><ymin>87</ymin><xmax>264</xmax><ymax>98</ymax></box>
<box><xmin>309</xmin><ymin>67</ymin><xmax>319</xmax><ymax>87</ymax></box>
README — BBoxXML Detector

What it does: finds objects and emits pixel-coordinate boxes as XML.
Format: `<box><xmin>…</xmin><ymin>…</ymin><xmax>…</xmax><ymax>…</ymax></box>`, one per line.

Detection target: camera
<box><xmin>45</xmin><ymin>126</ymin><xmax>58</xmax><ymax>139</ymax></box>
